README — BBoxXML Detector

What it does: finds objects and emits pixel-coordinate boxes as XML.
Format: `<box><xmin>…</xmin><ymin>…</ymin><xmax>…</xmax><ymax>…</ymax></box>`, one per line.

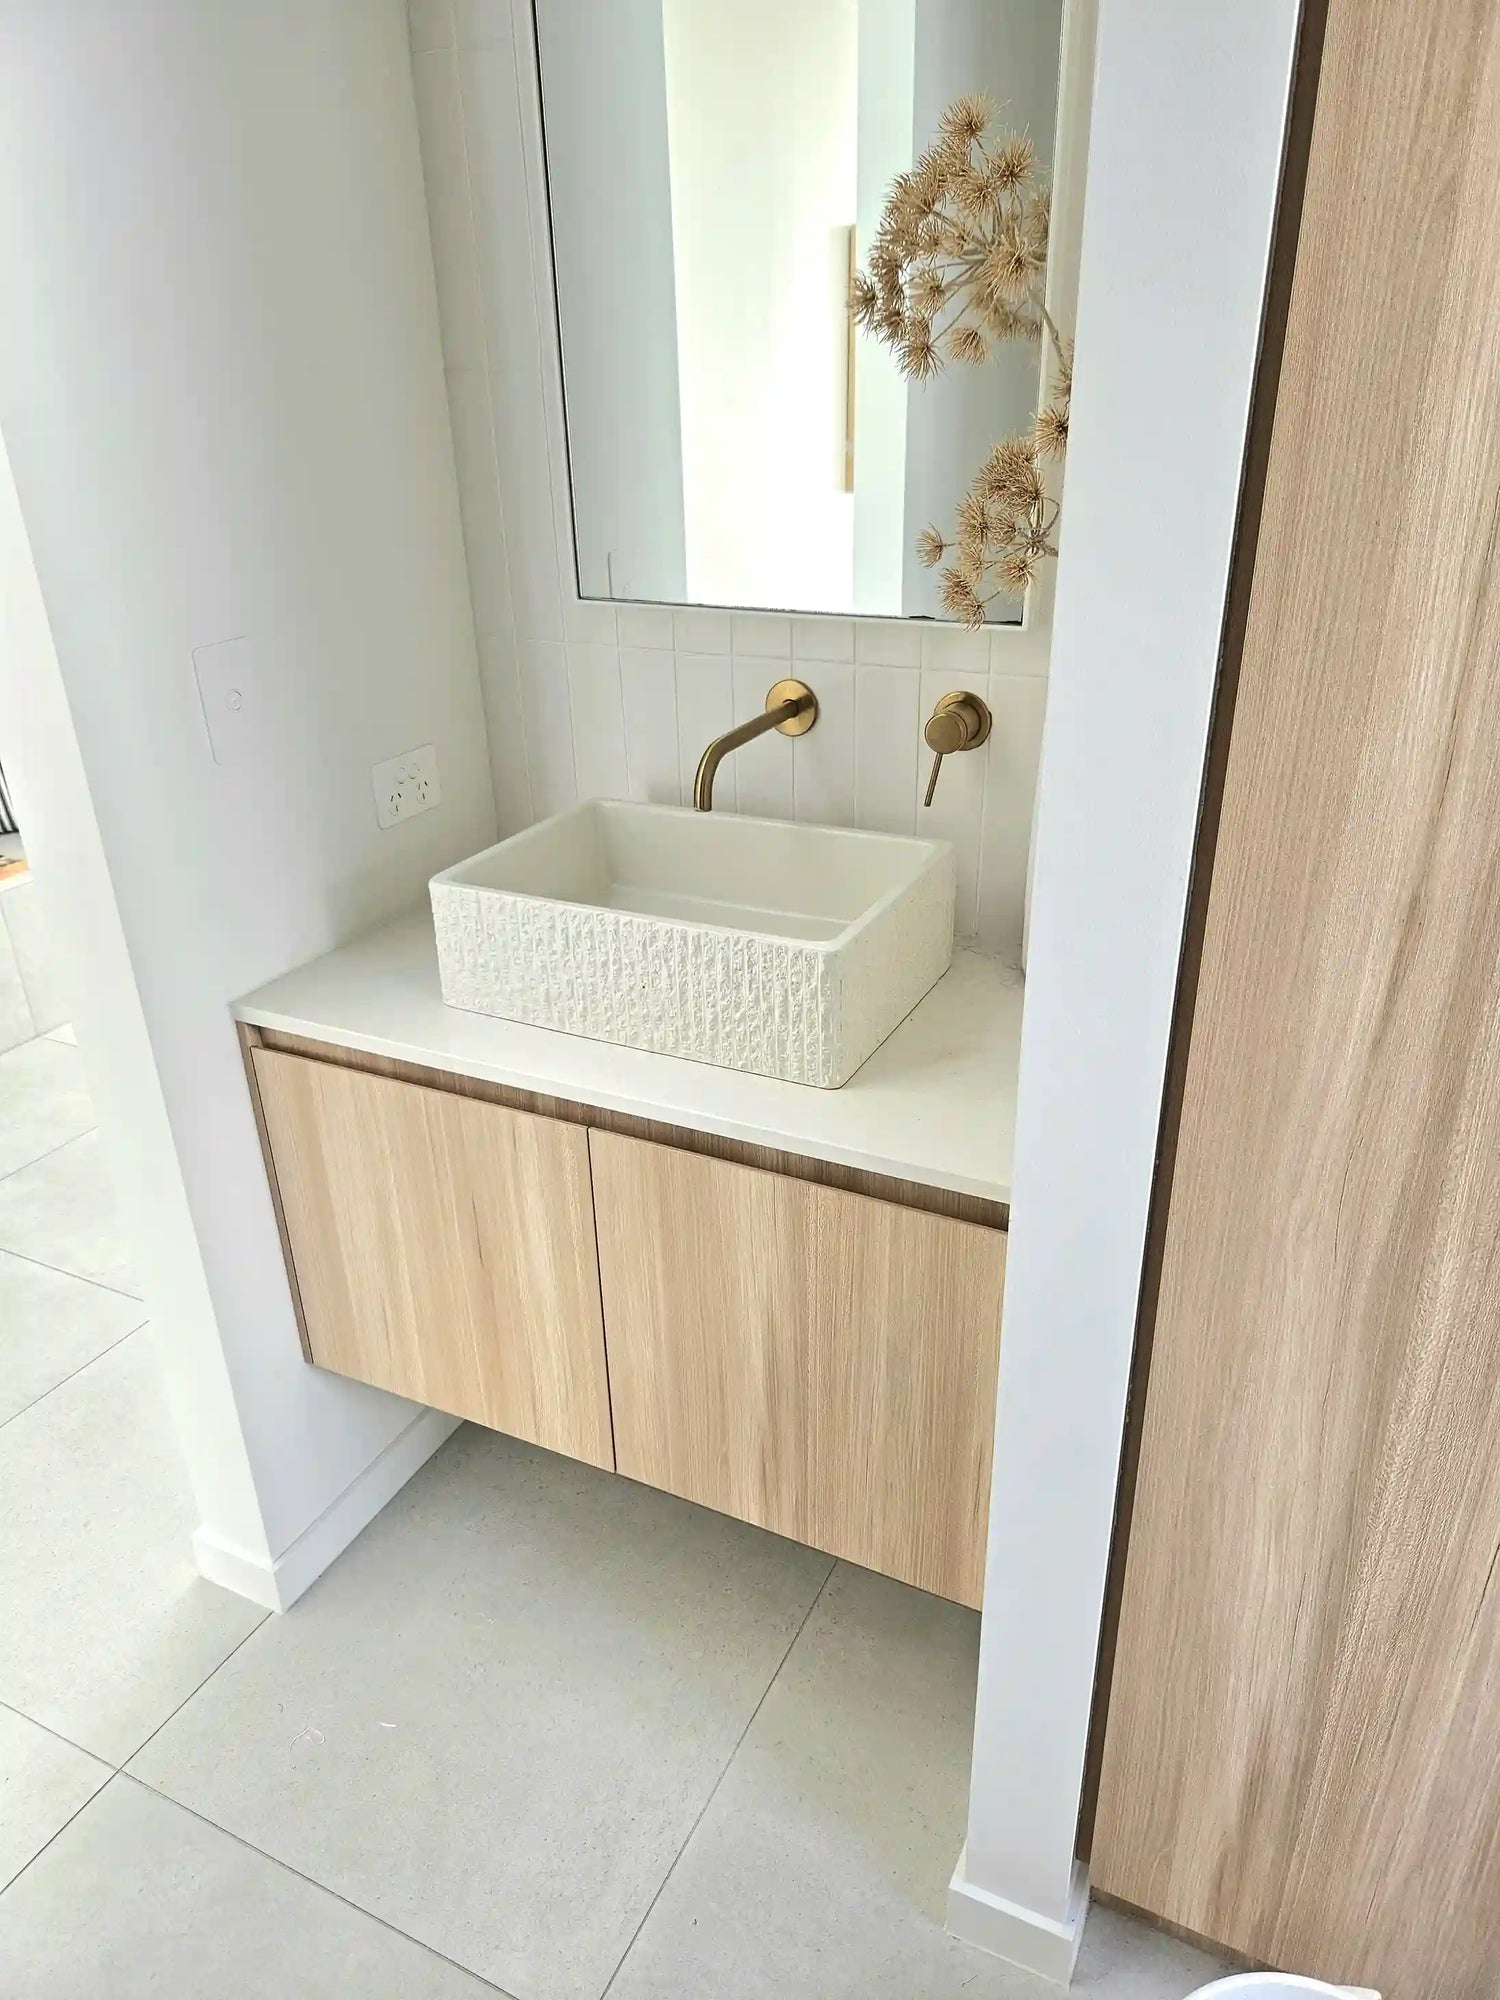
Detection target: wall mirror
<box><xmin>533</xmin><ymin>0</ymin><xmax>1069</xmax><ymax>625</ymax></box>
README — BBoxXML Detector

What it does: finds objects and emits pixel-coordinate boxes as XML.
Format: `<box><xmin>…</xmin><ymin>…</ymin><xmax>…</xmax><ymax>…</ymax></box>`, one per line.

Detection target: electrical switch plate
<box><xmin>192</xmin><ymin>637</ymin><xmax>260</xmax><ymax>766</ymax></box>
<box><xmin>373</xmin><ymin>743</ymin><xmax>441</xmax><ymax>829</ymax></box>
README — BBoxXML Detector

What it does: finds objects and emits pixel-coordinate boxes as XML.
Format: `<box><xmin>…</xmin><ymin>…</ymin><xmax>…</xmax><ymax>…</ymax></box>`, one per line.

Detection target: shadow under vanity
<box><xmin>235</xmin><ymin>896</ymin><xmax>1021</xmax><ymax>1610</ymax></box>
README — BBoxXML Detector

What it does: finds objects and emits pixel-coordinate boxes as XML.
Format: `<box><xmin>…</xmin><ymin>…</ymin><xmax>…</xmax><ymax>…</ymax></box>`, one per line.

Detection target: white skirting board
<box><xmin>193</xmin><ymin>1407</ymin><xmax>460</xmax><ymax>1613</ymax></box>
<box><xmin>947</xmin><ymin>1848</ymin><xmax>1089</xmax><ymax>1984</ymax></box>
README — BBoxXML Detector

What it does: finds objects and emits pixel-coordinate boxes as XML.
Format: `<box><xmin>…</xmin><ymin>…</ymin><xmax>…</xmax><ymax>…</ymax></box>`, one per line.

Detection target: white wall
<box><xmin>533</xmin><ymin>0</ymin><xmax>687</xmax><ymax>603</ymax></box>
<box><xmin>0</xmin><ymin>0</ymin><xmax>496</xmax><ymax>1594</ymax></box>
<box><xmin>408</xmin><ymin>0</ymin><xmax>1056</xmax><ymax>957</ymax></box>
<box><xmin>950</xmin><ymin>0</ymin><xmax>1302</xmax><ymax>1974</ymax></box>
<box><xmin>662</xmin><ymin>0</ymin><xmax>857</xmax><ymax>614</ymax></box>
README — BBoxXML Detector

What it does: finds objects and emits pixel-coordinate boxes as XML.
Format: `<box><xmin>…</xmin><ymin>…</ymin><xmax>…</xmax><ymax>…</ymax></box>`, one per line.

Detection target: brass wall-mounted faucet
<box><xmin>692</xmin><ymin>678</ymin><xmax>818</xmax><ymax>811</ymax></box>
<box><xmin>922</xmin><ymin>690</ymin><xmax>992</xmax><ymax>806</ymax></box>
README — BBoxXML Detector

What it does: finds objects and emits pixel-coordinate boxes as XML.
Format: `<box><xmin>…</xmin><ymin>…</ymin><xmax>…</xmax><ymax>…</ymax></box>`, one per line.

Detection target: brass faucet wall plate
<box><xmin>767</xmin><ymin>678</ymin><xmax>818</xmax><ymax>735</ymax></box>
<box><xmin>930</xmin><ymin>689</ymin><xmax>992</xmax><ymax>746</ymax></box>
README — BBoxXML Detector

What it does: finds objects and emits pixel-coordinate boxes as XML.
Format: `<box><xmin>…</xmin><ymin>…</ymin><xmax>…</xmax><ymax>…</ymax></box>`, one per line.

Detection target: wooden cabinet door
<box><xmin>1092</xmin><ymin>2</ymin><xmax>1500</xmax><ymax>1991</ymax></box>
<box><xmin>252</xmin><ymin>1048</ymin><xmax>612</xmax><ymax>1468</ymax></box>
<box><xmin>590</xmin><ymin>1129</ymin><xmax>1005</xmax><ymax>1606</ymax></box>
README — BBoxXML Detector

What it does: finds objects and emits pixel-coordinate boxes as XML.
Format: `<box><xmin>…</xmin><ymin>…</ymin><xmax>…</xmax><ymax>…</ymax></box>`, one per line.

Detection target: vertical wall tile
<box><xmin>408</xmin><ymin>0</ymin><xmax>456</xmax><ymax>57</ymax></box>
<box><xmin>675</xmin><ymin>655</ymin><xmax>736</xmax><ymax>811</ymax></box>
<box><xmin>476</xmin><ymin>631</ymin><xmax>533</xmax><ymax>834</ymax></box>
<box><xmin>792</xmin><ymin>617</ymin><xmax>855</xmax><ymax>664</ymax></box>
<box><xmin>674</xmin><ymin>609</ymin><xmax>731</xmax><ymax>655</ymax></box>
<box><xmin>620</xmin><ymin>649</ymin><xmax>682</xmax><ymax>806</ymax></box>
<box><xmin>486</xmin><ymin>361</ymin><xmax>563</xmax><ymax>640</ymax></box>
<box><xmin>989</xmin><ymin>622</ymin><xmax>1045</xmax><ymax>677</ymax></box>
<box><xmin>562</xmin><ymin>597</ymin><xmax>617</xmax><ymax>644</ymax></box>
<box><xmin>731</xmin><ymin>612</ymin><xmax>791</xmax><ymax>659</ymax></box>
<box><xmin>854</xmin><ymin>620</ymin><xmax>921</xmax><ymax>668</ymax></box>
<box><xmin>920</xmin><ymin>623</ymin><xmax>991</xmax><ymax>675</ymax></box>
<box><xmin>565</xmin><ymin>644</ymin><xmax>629</xmax><ymax>800</ymax></box>
<box><xmin>444</xmin><ymin>368</ymin><xmax>513</xmax><ymax>638</ymax></box>
<box><xmin>976</xmin><ymin>674</ymin><xmax>1049</xmax><ymax>958</ymax></box>
<box><xmin>461</xmin><ymin>41</ymin><xmax>563</xmax><ymax>639</ymax></box>
<box><xmin>854</xmin><ymin>667</ymin><xmax>920</xmax><ymax>837</ymax></box>
<box><xmin>794</xmin><ymin>663</ymin><xmax>854</xmax><ymax>827</ymax></box>
<box><xmin>453</xmin><ymin>0</ymin><xmax>513</xmax><ymax>48</ymax></box>
<box><xmin>517</xmin><ymin>640</ymin><xmax>576</xmax><ymax>817</ymax></box>
<box><xmin>410</xmin><ymin>50</ymin><xmax>484</xmax><ymax>372</ymax></box>
<box><xmin>917</xmin><ymin>671</ymin><xmax>986</xmax><ymax>936</ymax></box>
<box><xmin>617</xmin><ymin>605</ymin><xmax>675</xmax><ymax>651</ymax></box>
<box><xmin>728</xmin><ymin>658</ymin><xmax>792</xmax><ymax>821</ymax></box>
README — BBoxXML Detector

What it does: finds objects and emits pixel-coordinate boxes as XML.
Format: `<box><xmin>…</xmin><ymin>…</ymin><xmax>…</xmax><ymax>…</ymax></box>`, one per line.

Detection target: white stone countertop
<box><xmin>234</xmin><ymin>905</ymin><xmax>1023</xmax><ymax>1204</ymax></box>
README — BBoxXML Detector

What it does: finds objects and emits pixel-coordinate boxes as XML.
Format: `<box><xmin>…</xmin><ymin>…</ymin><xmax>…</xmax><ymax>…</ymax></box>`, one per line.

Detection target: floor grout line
<box><xmin>0</xmin><ymin>1322</ymin><xmax>149</xmax><ymax>1436</ymax></box>
<box><xmin>119</xmin><ymin>1611</ymin><xmax>273</xmax><ymax>1776</ymax></box>
<box><xmin>0</xmin><ymin>1121</ymin><xmax>99</xmax><ymax>1191</ymax></box>
<box><xmin>0</xmin><ymin>1590</ymin><xmax>270</xmax><ymax>1783</ymax></box>
<box><xmin>596</xmin><ymin>1554</ymin><xmax>839</xmax><ymax>2000</ymax></box>
<box><xmin>118</xmin><ymin>1773</ymin><xmax>521</xmax><ymax>1997</ymax></box>
<box><xmin>0</xmin><ymin>1238</ymin><xmax>142</xmax><ymax>1304</ymax></box>
<box><xmin>0</xmin><ymin>1769</ymin><xmax>119</xmax><ymax>1899</ymax></box>
<box><xmin>0</xmin><ymin>1697</ymin><xmax>116</xmax><ymax>1771</ymax></box>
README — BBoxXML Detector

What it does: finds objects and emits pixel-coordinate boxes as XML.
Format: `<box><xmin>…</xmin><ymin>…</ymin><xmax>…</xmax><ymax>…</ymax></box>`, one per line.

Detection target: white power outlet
<box><xmin>372</xmin><ymin>743</ymin><xmax>441</xmax><ymax>829</ymax></box>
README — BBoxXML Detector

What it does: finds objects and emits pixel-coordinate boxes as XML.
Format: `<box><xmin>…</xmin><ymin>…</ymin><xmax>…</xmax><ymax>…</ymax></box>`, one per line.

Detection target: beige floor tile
<box><xmin>0</xmin><ymin>1776</ymin><xmax>505</xmax><ymax>1996</ymax></box>
<box><xmin>607</xmin><ymin>1562</ymin><xmax>1229</xmax><ymax>2000</ymax></box>
<box><xmin>0</xmin><ymin>1249</ymin><xmax>144</xmax><ymax>1427</ymax></box>
<box><xmin>0</xmin><ymin>1036</ymin><xmax>95</xmax><ymax>1182</ymax></box>
<box><xmin>0</xmin><ymin>1706</ymin><xmax>111</xmax><ymax>1891</ymax></box>
<box><xmin>0</xmin><ymin>1129</ymin><xmax>139</xmax><ymax>1294</ymax></box>
<box><xmin>132</xmin><ymin>1427</ymin><xmax>832</xmax><ymax>2000</ymax></box>
<box><xmin>0</xmin><ymin>924</ymin><xmax>32</xmax><ymax>1055</ymax></box>
<box><xmin>1</xmin><ymin>877</ymin><xmax>71</xmax><ymax>1036</ymax></box>
<box><xmin>0</xmin><ymin>1333</ymin><xmax>265</xmax><ymax>1762</ymax></box>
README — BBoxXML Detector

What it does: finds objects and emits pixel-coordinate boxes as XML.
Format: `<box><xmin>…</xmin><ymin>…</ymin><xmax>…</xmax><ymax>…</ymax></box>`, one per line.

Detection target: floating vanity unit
<box><xmin>430</xmin><ymin>801</ymin><xmax>957</xmax><ymax>1089</ymax></box>
<box><xmin>236</xmin><ymin>902</ymin><xmax>1020</xmax><ymax>1608</ymax></box>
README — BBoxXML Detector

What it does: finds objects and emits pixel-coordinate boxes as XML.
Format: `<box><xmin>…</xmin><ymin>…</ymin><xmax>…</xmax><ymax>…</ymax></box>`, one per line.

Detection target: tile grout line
<box><xmin>119</xmin><ymin>1772</ymin><xmax>520</xmax><ymax>1997</ymax></box>
<box><xmin>0</xmin><ymin>1696</ymin><xmax>115</xmax><ymax>1770</ymax></box>
<box><xmin>596</xmin><ymin>1554</ymin><xmax>840</xmax><ymax>2000</ymax></box>
<box><xmin>0</xmin><ymin>1121</ymin><xmax>99</xmax><ymax>1191</ymax></box>
<box><xmin>0</xmin><ymin>1768</ymin><xmax>119</xmax><ymax>1899</ymax></box>
<box><xmin>118</xmin><ymin>1609</ymin><xmax>274</xmax><ymax>1778</ymax></box>
<box><xmin>0</xmin><ymin>1321</ymin><xmax>148</xmax><ymax>1435</ymax></box>
<box><xmin>0</xmin><ymin>1593</ymin><xmax>272</xmax><ymax>1787</ymax></box>
<box><xmin>0</xmin><ymin>1238</ymin><xmax>142</xmax><ymax>1304</ymax></box>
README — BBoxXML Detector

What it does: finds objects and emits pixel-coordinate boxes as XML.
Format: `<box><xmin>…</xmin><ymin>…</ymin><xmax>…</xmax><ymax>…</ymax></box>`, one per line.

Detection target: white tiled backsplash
<box><xmin>407</xmin><ymin>0</ymin><xmax>1048</xmax><ymax>953</ymax></box>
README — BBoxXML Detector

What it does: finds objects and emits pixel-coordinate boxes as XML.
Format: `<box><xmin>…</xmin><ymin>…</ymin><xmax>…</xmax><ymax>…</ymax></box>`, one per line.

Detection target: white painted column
<box><xmin>0</xmin><ymin>1</ymin><xmax>496</xmax><ymax>1606</ymax></box>
<box><xmin>948</xmin><ymin>2</ymin><xmax>1303</xmax><ymax>1977</ymax></box>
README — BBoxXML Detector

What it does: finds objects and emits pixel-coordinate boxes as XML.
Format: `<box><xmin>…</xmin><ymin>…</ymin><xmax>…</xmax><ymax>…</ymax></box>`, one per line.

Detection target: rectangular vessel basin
<box><xmin>430</xmin><ymin>800</ymin><xmax>955</xmax><ymax>1087</ymax></box>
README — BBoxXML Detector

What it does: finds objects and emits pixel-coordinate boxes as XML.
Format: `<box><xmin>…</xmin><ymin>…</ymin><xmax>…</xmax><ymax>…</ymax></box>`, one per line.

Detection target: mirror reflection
<box><xmin>535</xmin><ymin>0</ymin><xmax>1067</xmax><ymax>624</ymax></box>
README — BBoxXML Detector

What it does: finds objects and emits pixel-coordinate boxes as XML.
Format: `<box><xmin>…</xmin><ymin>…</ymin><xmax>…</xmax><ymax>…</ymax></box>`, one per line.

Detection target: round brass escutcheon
<box><xmin>766</xmin><ymin>677</ymin><xmax>819</xmax><ymax>735</ymax></box>
<box><xmin>927</xmin><ymin>688</ymin><xmax>993</xmax><ymax>751</ymax></box>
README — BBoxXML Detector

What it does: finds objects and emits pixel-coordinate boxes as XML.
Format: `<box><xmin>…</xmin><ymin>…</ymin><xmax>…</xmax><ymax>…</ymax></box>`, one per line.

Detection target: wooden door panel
<box><xmin>252</xmin><ymin>1047</ymin><xmax>612</xmax><ymax>1469</ymax></box>
<box><xmin>1093</xmin><ymin>6</ymin><xmax>1500</xmax><ymax>1994</ymax></box>
<box><xmin>590</xmin><ymin>1128</ymin><xmax>1004</xmax><ymax>1607</ymax></box>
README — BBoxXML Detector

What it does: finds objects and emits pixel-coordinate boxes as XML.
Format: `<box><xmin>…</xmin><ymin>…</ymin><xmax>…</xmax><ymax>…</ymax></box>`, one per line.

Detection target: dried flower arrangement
<box><xmin>850</xmin><ymin>92</ymin><xmax>1071</xmax><ymax>629</ymax></box>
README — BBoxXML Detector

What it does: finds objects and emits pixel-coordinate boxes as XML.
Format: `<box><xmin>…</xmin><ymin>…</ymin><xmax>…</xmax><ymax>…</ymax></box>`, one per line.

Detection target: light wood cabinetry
<box><xmin>251</xmin><ymin>1047</ymin><xmax>612</xmax><ymax>1468</ymax></box>
<box><xmin>1093</xmin><ymin>2</ymin><xmax>1500</xmax><ymax>1993</ymax></box>
<box><xmin>245</xmin><ymin>1035</ymin><xmax>1005</xmax><ymax>1608</ymax></box>
<box><xmin>590</xmin><ymin>1130</ymin><xmax>1005</xmax><ymax>1607</ymax></box>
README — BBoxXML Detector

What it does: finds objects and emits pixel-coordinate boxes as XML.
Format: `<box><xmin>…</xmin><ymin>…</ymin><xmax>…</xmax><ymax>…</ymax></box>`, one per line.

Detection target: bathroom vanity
<box><xmin>236</xmin><ymin>905</ymin><xmax>1019</xmax><ymax>1609</ymax></box>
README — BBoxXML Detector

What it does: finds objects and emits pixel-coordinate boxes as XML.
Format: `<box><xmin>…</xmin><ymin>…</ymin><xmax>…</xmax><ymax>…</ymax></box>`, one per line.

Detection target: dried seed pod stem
<box><xmin>850</xmin><ymin>91</ymin><xmax>1073</xmax><ymax>627</ymax></box>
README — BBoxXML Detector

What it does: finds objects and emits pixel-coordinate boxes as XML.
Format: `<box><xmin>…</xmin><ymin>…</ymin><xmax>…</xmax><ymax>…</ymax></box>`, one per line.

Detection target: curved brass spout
<box><xmin>692</xmin><ymin>678</ymin><xmax>818</xmax><ymax>811</ymax></box>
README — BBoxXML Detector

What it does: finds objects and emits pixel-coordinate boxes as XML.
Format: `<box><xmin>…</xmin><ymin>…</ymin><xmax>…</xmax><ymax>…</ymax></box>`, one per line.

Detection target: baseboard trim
<box><xmin>947</xmin><ymin>1848</ymin><xmax>1090</xmax><ymax>1984</ymax></box>
<box><xmin>193</xmin><ymin>1408</ymin><xmax>461</xmax><ymax>1613</ymax></box>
